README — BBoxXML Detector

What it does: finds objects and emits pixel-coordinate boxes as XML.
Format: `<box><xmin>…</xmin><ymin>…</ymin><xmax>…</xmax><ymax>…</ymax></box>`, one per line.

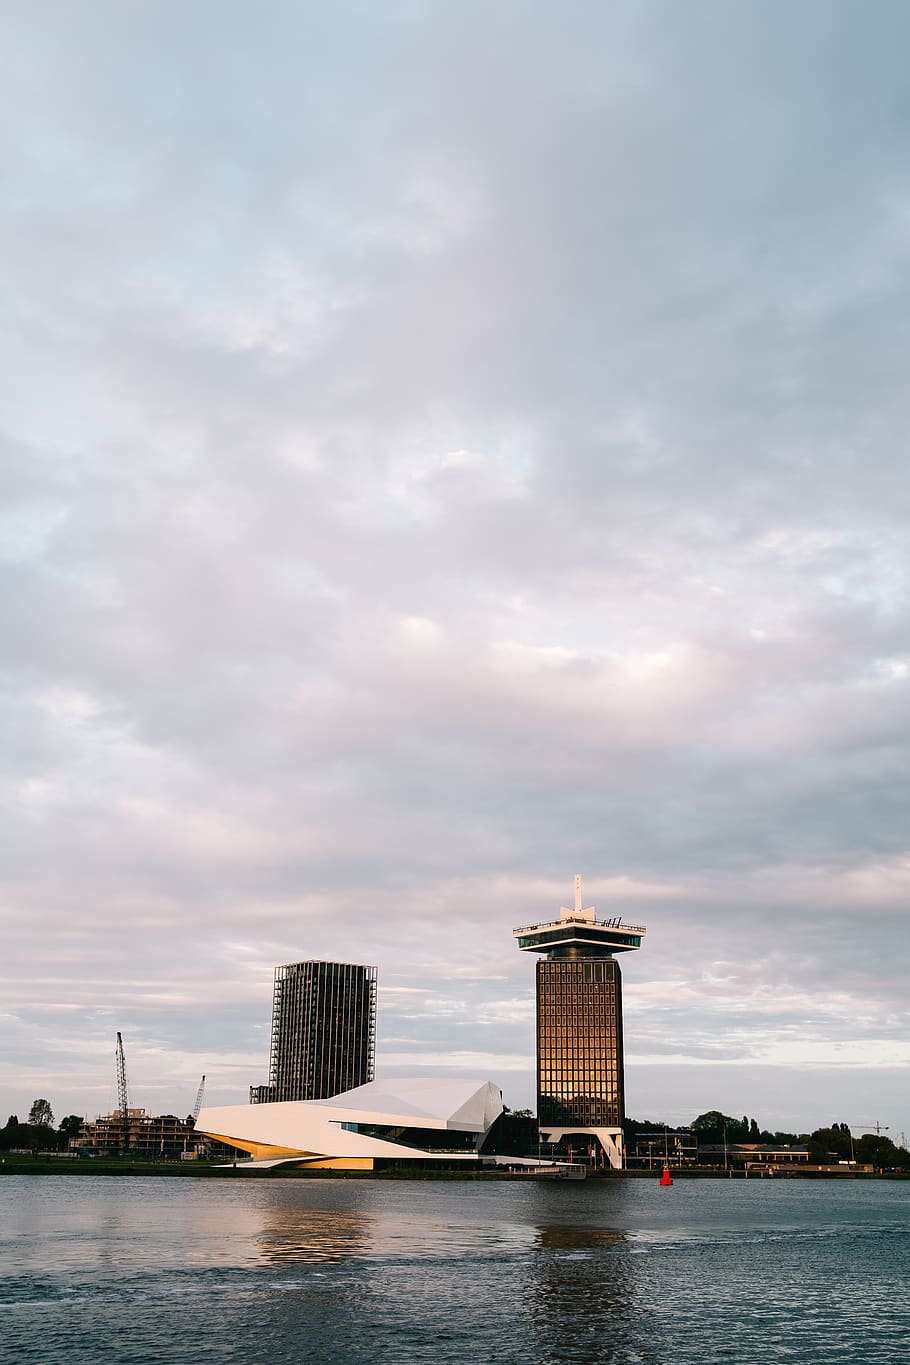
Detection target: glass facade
<box><xmin>518</xmin><ymin>928</ymin><xmax>641</xmax><ymax>952</ymax></box>
<box><xmin>536</xmin><ymin>957</ymin><xmax>624</xmax><ymax>1128</ymax></box>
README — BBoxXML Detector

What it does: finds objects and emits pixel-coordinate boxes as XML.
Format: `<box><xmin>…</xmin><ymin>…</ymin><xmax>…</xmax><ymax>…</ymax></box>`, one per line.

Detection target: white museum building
<box><xmin>196</xmin><ymin>1077</ymin><xmax>505</xmax><ymax>1170</ymax></box>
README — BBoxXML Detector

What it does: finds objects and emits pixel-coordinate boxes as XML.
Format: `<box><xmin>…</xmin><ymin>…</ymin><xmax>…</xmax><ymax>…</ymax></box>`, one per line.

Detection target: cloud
<box><xmin>0</xmin><ymin>1</ymin><xmax>908</xmax><ymax>1141</ymax></box>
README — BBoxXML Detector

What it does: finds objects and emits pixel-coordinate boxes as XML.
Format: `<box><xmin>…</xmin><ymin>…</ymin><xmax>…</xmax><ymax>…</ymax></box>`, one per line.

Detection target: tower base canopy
<box><xmin>539</xmin><ymin>1126</ymin><xmax>624</xmax><ymax>1170</ymax></box>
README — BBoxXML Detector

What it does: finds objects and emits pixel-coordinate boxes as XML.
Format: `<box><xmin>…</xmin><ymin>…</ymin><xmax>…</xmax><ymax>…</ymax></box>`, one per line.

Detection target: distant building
<box><xmin>514</xmin><ymin>875</ymin><xmax>646</xmax><ymax>1169</ymax></box>
<box><xmin>74</xmin><ymin>1110</ymin><xmax>199</xmax><ymax>1158</ymax></box>
<box><xmin>698</xmin><ymin>1143</ymin><xmax>811</xmax><ymax>1170</ymax></box>
<box><xmin>250</xmin><ymin>960</ymin><xmax>377</xmax><ymax>1104</ymax></box>
<box><xmin>628</xmin><ymin>1132</ymin><xmax>699</xmax><ymax>1167</ymax></box>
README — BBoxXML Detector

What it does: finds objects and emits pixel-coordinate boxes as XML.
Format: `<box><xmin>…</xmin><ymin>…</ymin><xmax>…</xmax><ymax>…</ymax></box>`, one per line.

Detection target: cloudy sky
<box><xmin>2</xmin><ymin>1</ymin><xmax>908</xmax><ymax>1146</ymax></box>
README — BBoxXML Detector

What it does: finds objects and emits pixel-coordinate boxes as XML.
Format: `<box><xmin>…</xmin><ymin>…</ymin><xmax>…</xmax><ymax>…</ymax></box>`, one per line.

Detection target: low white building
<box><xmin>196</xmin><ymin>1077</ymin><xmax>504</xmax><ymax>1170</ymax></box>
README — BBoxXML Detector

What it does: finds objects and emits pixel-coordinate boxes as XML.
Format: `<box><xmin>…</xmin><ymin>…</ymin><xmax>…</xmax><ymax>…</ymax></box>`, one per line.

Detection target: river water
<box><xmin>1</xmin><ymin>1174</ymin><xmax>908</xmax><ymax>1363</ymax></box>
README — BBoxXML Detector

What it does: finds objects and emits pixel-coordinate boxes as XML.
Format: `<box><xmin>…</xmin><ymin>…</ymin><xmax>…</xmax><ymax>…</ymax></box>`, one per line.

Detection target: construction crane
<box><xmin>115</xmin><ymin>1032</ymin><xmax>130</xmax><ymax>1154</ymax></box>
<box><xmin>192</xmin><ymin>1075</ymin><xmax>206</xmax><ymax>1123</ymax></box>
<box><xmin>844</xmin><ymin>1122</ymin><xmax>890</xmax><ymax>1165</ymax></box>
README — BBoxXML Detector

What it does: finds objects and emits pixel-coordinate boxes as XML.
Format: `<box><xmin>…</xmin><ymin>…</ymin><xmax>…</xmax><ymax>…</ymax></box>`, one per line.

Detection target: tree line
<box><xmin>4</xmin><ymin>1098</ymin><xmax>908</xmax><ymax>1171</ymax></box>
<box><xmin>625</xmin><ymin>1111</ymin><xmax>910</xmax><ymax>1169</ymax></box>
<box><xmin>0</xmin><ymin>1100</ymin><xmax>83</xmax><ymax>1153</ymax></box>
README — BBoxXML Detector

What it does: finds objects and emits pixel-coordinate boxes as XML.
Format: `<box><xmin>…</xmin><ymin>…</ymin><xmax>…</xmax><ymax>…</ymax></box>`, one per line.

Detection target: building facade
<box><xmin>74</xmin><ymin>1110</ymin><xmax>200</xmax><ymax>1158</ymax></box>
<box><xmin>514</xmin><ymin>875</ymin><xmax>646</xmax><ymax>1168</ymax></box>
<box><xmin>199</xmin><ymin>1078</ymin><xmax>503</xmax><ymax>1170</ymax></box>
<box><xmin>697</xmin><ymin>1142</ymin><xmax>811</xmax><ymax>1170</ymax></box>
<box><xmin>536</xmin><ymin>956</ymin><xmax>624</xmax><ymax>1129</ymax></box>
<box><xmin>251</xmin><ymin>960</ymin><xmax>377</xmax><ymax>1104</ymax></box>
<box><xmin>628</xmin><ymin>1132</ymin><xmax>699</xmax><ymax>1168</ymax></box>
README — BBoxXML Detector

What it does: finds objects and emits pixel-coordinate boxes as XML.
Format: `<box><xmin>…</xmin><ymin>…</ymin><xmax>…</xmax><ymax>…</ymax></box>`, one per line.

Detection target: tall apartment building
<box><xmin>250</xmin><ymin>960</ymin><xmax>377</xmax><ymax>1104</ymax></box>
<box><xmin>513</xmin><ymin>875</ymin><xmax>646</xmax><ymax>1168</ymax></box>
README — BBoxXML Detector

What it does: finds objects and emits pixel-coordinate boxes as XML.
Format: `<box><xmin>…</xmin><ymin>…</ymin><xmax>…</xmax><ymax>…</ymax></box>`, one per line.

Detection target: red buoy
<box><xmin>659</xmin><ymin>1166</ymin><xmax>673</xmax><ymax>1186</ymax></box>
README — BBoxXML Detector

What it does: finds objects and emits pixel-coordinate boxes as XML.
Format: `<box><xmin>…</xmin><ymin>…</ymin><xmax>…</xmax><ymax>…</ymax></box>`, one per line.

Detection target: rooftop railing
<box><xmin>513</xmin><ymin>915</ymin><xmax>647</xmax><ymax>936</ymax></box>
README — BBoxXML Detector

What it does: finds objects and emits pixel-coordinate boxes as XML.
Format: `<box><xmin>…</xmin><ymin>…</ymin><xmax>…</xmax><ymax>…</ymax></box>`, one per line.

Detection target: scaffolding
<box><xmin>251</xmin><ymin>960</ymin><xmax>377</xmax><ymax>1103</ymax></box>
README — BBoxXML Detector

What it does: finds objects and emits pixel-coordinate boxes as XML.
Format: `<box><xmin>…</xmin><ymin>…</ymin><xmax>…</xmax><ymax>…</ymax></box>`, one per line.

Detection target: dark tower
<box><xmin>251</xmin><ymin>960</ymin><xmax>377</xmax><ymax>1104</ymax></box>
<box><xmin>513</xmin><ymin>876</ymin><xmax>646</xmax><ymax>1167</ymax></box>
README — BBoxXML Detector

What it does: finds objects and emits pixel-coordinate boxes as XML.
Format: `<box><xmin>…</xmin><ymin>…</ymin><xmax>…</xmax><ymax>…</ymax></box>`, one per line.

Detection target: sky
<box><xmin>2</xmin><ymin>1</ymin><xmax>908</xmax><ymax>1147</ymax></box>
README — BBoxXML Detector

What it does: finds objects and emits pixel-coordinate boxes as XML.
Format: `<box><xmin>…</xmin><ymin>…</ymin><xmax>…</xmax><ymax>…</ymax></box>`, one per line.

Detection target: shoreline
<box><xmin>2</xmin><ymin>1156</ymin><xmax>908</xmax><ymax>1182</ymax></box>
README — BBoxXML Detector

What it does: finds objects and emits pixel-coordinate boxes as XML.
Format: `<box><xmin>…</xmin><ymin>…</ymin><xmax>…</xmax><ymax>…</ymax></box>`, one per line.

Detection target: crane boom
<box><xmin>115</xmin><ymin>1032</ymin><xmax>130</xmax><ymax>1153</ymax></box>
<box><xmin>192</xmin><ymin>1075</ymin><xmax>206</xmax><ymax>1122</ymax></box>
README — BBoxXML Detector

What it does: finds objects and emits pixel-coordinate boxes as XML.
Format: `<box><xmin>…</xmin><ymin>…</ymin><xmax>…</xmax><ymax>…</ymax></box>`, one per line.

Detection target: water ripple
<box><xmin>0</xmin><ymin>1175</ymin><xmax>907</xmax><ymax>1364</ymax></box>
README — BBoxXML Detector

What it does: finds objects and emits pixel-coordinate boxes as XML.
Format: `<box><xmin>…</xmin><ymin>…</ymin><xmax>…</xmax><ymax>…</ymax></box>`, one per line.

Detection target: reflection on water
<box><xmin>1</xmin><ymin>1177</ymin><xmax>908</xmax><ymax>1364</ymax></box>
<box><xmin>526</xmin><ymin>1219</ymin><xmax>646</xmax><ymax>1365</ymax></box>
<box><xmin>535</xmin><ymin>1224</ymin><xmax>625</xmax><ymax>1250</ymax></box>
<box><xmin>257</xmin><ymin>1207</ymin><xmax>375</xmax><ymax>1265</ymax></box>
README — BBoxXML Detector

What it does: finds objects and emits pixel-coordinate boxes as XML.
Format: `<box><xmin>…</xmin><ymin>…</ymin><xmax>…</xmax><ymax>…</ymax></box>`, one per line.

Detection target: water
<box><xmin>1</xmin><ymin>1175</ymin><xmax>908</xmax><ymax>1363</ymax></box>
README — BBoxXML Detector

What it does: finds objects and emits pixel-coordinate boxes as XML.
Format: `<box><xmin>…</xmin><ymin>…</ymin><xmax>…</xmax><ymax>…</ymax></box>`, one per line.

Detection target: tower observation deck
<box><xmin>513</xmin><ymin>875</ymin><xmax>646</xmax><ymax>959</ymax></box>
<box><xmin>514</xmin><ymin>876</ymin><xmax>646</xmax><ymax>1170</ymax></box>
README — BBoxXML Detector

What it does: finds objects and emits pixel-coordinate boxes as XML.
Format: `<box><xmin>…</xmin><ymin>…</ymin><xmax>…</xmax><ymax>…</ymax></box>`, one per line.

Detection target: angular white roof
<box><xmin>312</xmin><ymin>1077</ymin><xmax>501</xmax><ymax>1130</ymax></box>
<box><xmin>196</xmin><ymin>1077</ymin><xmax>503</xmax><ymax>1162</ymax></box>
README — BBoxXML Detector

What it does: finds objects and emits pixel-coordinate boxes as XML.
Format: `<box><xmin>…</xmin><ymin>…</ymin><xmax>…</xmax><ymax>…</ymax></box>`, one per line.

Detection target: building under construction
<box><xmin>73</xmin><ymin>1110</ymin><xmax>201</xmax><ymax>1158</ymax></box>
<box><xmin>250</xmin><ymin>960</ymin><xmax>377</xmax><ymax>1104</ymax></box>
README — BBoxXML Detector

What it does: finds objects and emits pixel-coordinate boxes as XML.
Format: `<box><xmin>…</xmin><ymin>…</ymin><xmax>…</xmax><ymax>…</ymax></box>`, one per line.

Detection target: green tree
<box><xmin>856</xmin><ymin>1133</ymin><xmax>910</xmax><ymax>1171</ymax></box>
<box><xmin>691</xmin><ymin>1111</ymin><xmax>737</xmax><ymax>1143</ymax></box>
<box><xmin>28</xmin><ymin>1099</ymin><xmax>54</xmax><ymax>1128</ymax></box>
<box><xmin>808</xmin><ymin>1124</ymin><xmax>852</xmax><ymax>1163</ymax></box>
<box><xmin>57</xmin><ymin>1115</ymin><xmax>84</xmax><ymax>1150</ymax></box>
<box><xmin>1</xmin><ymin>1117</ymin><xmax>57</xmax><ymax>1153</ymax></box>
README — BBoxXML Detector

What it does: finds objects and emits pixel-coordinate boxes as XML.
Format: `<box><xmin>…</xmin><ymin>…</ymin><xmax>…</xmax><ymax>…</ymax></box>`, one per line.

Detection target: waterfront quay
<box><xmin>2</xmin><ymin>1153</ymin><xmax>905</xmax><ymax>1181</ymax></box>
